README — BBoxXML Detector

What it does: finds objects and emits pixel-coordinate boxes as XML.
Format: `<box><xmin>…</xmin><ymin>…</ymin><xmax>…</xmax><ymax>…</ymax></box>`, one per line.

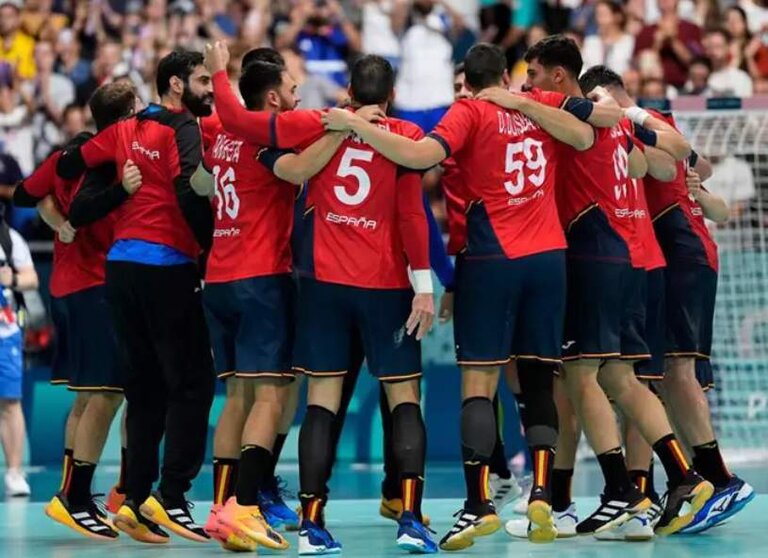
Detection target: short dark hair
<box><xmin>454</xmin><ymin>62</ymin><xmax>465</xmax><ymax>76</ymax></box>
<box><xmin>89</xmin><ymin>81</ymin><xmax>137</xmax><ymax>131</ymax></box>
<box><xmin>524</xmin><ymin>34</ymin><xmax>583</xmax><ymax>79</ymax></box>
<box><xmin>62</xmin><ymin>103</ymin><xmax>82</xmax><ymax>121</ymax></box>
<box><xmin>238</xmin><ymin>61</ymin><xmax>284</xmax><ymax>111</ymax></box>
<box><xmin>349</xmin><ymin>55</ymin><xmax>394</xmax><ymax>105</ymax></box>
<box><xmin>156</xmin><ymin>49</ymin><xmax>204</xmax><ymax>97</ymax></box>
<box><xmin>242</xmin><ymin>48</ymin><xmax>285</xmax><ymax>71</ymax></box>
<box><xmin>706</xmin><ymin>28</ymin><xmax>731</xmax><ymax>42</ymax></box>
<box><xmin>463</xmin><ymin>43</ymin><xmax>506</xmax><ymax>90</ymax></box>
<box><xmin>690</xmin><ymin>55</ymin><xmax>713</xmax><ymax>72</ymax></box>
<box><xmin>579</xmin><ymin>65</ymin><xmax>624</xmax><ymax>94</ymax></box>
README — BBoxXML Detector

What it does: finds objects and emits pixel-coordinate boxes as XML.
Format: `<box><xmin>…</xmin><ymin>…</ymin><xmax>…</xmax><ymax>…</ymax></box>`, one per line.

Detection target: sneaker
<box><xmin>380</xmin><ymin>496</ymin><xmax>432</xmax><ymax>526</ymax></box>
<box><xmin>679</xmin><ymin>476</ymin><xmax>755</xmax><ymax>534</ymax></box>
<box><xmin>439</xmin><ymin>503</ymin><xmax>501</xmax><ymax>551</ymax></box>
<box><xmin>594</xmin><ymin>512</ymin><xmax>654</xmax><ymax>542</ymax></box>
<box><xmin>655</xmin><ymin>471</ymin><xmax>714</xmax><ymax>536</ymax></box>
<box><xmin>647</xmin><ymin>500</ymin><xmax>663</xmax><ymax>528</ymax></box>
<box><xmin>139</xmin><ymin>492</ymin><xmax>210</xmax><ymax>542</ymax></box>
<box><xmin>45</xmin><ymin>492</ymin><xmax>119</xmax><ymax>541</ymax></box>
<box><xmin>113</xmin><ymin>501</ymin><xmax>170</xmax><ymax>544</ymax></box>
<box><xmin>526</xmin><ymin>493</ymin><xmax>557</xmax><ymax>544</ymax></box>
<box><xmin>4</xmin><ymin>469</ymin><xmax>30</xmax><ymax>497</ymax></box>
<box><xmin>505</xmin><ymin>502</ymin><xmax>572</xmax><ymax>541</ymax></box>
<box><xmin>259</xmin><ymin>477</ymin><xmax>301</xmax><ymax>531</ymax></box>
<box><xmin>489</xmin><ymin>473</ymin><xmax>522</xmax><ymax>513</ymax></box>
<box><xmin>298</xmin><ymin>519</ymin><xmax>342</xmax><ymax>555</ymax></box>
<box><xmin>106</xmin><ymin>485</ymin><xmax>126</xmax><ymax>514</ymax></box>
<box><xmin>512</xmin><ymin>475</ymin><xmax>532</xmax><ymax>515</ymax></box>
<box><xmin>215</xmin><ymin>496</ymin><xmax>289</xmax><ymax>550</ymax></box>
<box><xmin>396</xmin><ymin>511</ymin><xmax>438</xmax><ymax>554</ymax></box>
<box><xmin>577</xmin><ymin>489</ymin><xmax>651</xmax><ymax>535</ymax></box>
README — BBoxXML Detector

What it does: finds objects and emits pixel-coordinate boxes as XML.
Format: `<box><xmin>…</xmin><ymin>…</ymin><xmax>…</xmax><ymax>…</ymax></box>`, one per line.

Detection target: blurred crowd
<box><xmin>2</xmin><ymin>0</ymin><xmax>768</xmax><ymax>236</ymax></box>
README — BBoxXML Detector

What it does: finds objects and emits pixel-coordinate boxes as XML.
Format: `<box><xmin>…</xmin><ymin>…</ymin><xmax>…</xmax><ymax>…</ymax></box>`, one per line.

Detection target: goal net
<box><xmin>675</xmin><ymin>107</ymin><xmax>768</xmax><ymax>462</ymax></box>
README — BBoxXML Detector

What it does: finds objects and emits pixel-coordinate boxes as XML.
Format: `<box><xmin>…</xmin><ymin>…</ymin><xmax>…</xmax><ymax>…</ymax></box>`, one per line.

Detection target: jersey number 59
<box><xmin>504</xmin><ymin>138</ymin><xmax>547</xmax><ymax>196</ymax></box>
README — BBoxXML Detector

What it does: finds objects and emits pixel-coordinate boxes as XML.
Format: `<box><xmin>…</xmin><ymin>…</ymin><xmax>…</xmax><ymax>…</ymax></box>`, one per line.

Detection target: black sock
<box><xmin>213</xmin><ymin>457</ymin><xmax>239</xmax><ymax>505</ymax></box>
<box><xmin>646</xmin><ymin>460</ymin><xmax>658</xmax><ymax>499</ymax></box>
<box><xmin>299</xmin><ymin>405</ymin><xmax>337</xmax><ymax>503</ymax></box>
<box><xmin>461</xmin><ymin>397</ymin><xmax>496</xmax><ymax>510</ymax></box>
<box><xmin>530</xmin><ymin>446</ymin><xmax>554</xmax><ymax>502</ymax></box>
<box><xmin>300</xmin><ymin>493</ymin><xmax>326</xmax><ymax>528</ymax></box>
<box><xmin>380</xmin><ymin>387</ymin><xmax>399</xmax><ymax>499</ymax></box>
<box><xmin>264</xmin><ymin>434</ymin><xmax>288</xmax><ymax>491</ymax></box>
<box><xmin>391</xmin><ymin>403</ymin><xmax>426</xmax><ymax>519</ymax></box>
<box><xmin>597</xmin><ymin>448</ymin><xmax>632</xmax><ymax>496</ymax></box>
<box><xmin>551</xmin><ymin>468</ymin><xmax>574</xmax><ymax>512</ymax></box>
<box><xmin>116</xmin><ymin>447</ymin><xmax>127</xmax><ymax>493</ymax></box>
<box><xmin>629</xmin><ymin>469</ymin><xmax>650</xmax><ymax>496</ymax></box>
<box><xmin>692</xmin><ymin>440</ymin><xmax>732</xmax><ymax>488</ymax></box>
<box><xmin>652</xmin><ymin>434</ymin><xmax>690</xmax><ymax>488</ymax></box>
<box><xmin>401</xmin><ymin>475</ymin><xmax>425</xmax><ymax>522</ymax></box>
<box><xmin>68</xmin><ymin>460</ymin><xmax>96</xmax><ymax>506</ymax></box>
<box><xmin>235</xmin><ymin>446</ymin><xmax>272</xmax><ymax>506</ymax></box>
<box><xmin>489</xmin><ymin>395</ymin><xmax>511</xmax><ymax>479</ymax></box>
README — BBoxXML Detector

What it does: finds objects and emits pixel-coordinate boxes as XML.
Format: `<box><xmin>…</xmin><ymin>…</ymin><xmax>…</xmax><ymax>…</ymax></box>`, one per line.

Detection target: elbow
<box><xmin>654</xmin><ymin>165</ymin><xmax>677</xmax><ymax>182</ymax></box>
<box><xmin>671</xmin><ymin>139</ymin><xmax>692</xmax><ymax>162</ymax></box>
<box><xmin>573</xmin><ymin>130</ymin><xmax>594</xmax><ymax>151</ymax></box>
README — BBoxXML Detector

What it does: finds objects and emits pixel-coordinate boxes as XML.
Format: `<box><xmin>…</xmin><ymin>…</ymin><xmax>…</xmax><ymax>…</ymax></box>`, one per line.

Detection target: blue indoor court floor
<box><xmin>2</xmin><ymin>462</ymin><xmax>766</xmax><ymax>558</ymax></box>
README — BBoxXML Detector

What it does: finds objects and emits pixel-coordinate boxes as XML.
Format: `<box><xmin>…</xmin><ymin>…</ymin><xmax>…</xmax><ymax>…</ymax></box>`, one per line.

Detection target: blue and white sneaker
<box><xmin>396</xmin><ymin>511</ymin><xmax>438</xmax><ymax>554</ymax></box>
<box><xmin>258</xmin><ymin>477</ymin><xmax>301</xmax><ymax>531</ymax></box>
<box><xmin>679</xmin><ymin>476</ymin><xmax>755</xmax><ymax>534</ymax></box>
<box><xmin>298</xmin><ymin>520</ymin><xmax>342</xmax><ymax>555</ymax></box>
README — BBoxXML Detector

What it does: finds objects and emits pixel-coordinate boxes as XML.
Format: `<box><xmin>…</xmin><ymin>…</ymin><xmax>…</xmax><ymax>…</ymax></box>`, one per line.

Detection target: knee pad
<box><xmin>461</xmin><ymin>397</ymin><xmax>496</xmax><ymax>460</ymax></box>
<box><xmin>391</xmin><ymin>402</ymin><xmax>426</xmax><ymax>477</ymax></box>
<box><xmin>517</xmin><ymin>361</ymin><xmax>558</xmax><ymax>447</ymax></box>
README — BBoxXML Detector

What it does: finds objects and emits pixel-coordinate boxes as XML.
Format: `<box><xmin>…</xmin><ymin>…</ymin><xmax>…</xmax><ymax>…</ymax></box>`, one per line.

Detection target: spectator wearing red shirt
<box><xmin>634</xmin><ymin>0</ymin><xmax>704</xmax><ymax>89</ymax></box>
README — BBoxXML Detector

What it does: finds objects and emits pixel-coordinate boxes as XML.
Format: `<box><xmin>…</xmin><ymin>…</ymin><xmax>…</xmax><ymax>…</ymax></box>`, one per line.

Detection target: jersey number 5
<box><xmin>504</xmin><ymin>138</ymin><xmax>546</xmax><ymax>196</ymax></box>
<box><xmin>334</xmin><ymin>148</ymin><xmax>374</xmax><ymax>206</ymax></box>
<box><xmin>212</xmin><ymin>165</ymin><xmax>240</xmax><ymax>220</ymax></box>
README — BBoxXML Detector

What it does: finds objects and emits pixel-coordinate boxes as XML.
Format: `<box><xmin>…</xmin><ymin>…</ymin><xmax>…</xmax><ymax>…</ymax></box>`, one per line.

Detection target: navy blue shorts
<box><xmin>203</xmin><ymin>274</ymin><xmax>295</xmax><ymax>379</ymax></box>
<box><xmin>293</xmin><ymin>278</ymin><xmax>421</xmax><ymax>382</ymax></box>
<box><xmin>563</xmin><ymin>258</ymin><xmax>650</xmax><ymax>362</ymax></box>
<box><xmin>696</xmin><ymin>359</ymin><xmax>715</xmax><ymax>391</ymax></box>
<box><xmin>454</xmin><ymin>250</ymin><xmax>565</xmax><ymax>365</ymax></box>
<box><xmin>664</xmin><ymin>263</ymin><xmax>717</xmax><ymax>359</ymax></box>
<box><xmin>50</xmin><ymin>286</ymin><xmax>124</xmax><ymax>392</ymax></box>
<box><xmin>635</xmin><ymin>268</ymin><xmax>666</xmax><ymax>380</ymax></box>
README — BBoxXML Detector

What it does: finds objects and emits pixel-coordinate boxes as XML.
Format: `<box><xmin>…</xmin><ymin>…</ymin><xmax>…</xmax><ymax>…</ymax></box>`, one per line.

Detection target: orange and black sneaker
<box><xmin>45</xmin><ymin>492</ymin><xmax>119</xmax><ymax>541</ymax></box>
<box><xmin>139</xmin><ymin>492</ymin><xmax>210</xmax><ymax>543</ymax></box>
<box><xmin>114</xmin><ymin>500</ymin><xmax>170</xmax><ymax>544</ymax></box>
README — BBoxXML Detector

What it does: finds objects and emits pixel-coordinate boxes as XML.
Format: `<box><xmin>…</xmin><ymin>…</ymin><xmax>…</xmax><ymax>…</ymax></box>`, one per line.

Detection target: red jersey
<box><xmin>557</xmin><ymin>122</ymin><xmax>643</xmax><ymax>266</ymax></box>
<box><xmin>441</xmin><ymin>157</ymin><xmax>468</xmax><ymax>256</ymax></box>
<box><xmin>202</xmin><ymin>129</ymin><xmax>296</xmax><ymax>283</ymax></box>
<box><xmin>643</xmin><ymin>111</ymin><xmax>718</xmax><ymax>271</ymax></box>
<box><xmin>430</xmin><ymin>92</ymin><xmax>567</xmax><ymax>260</ymax></box>
<box><xmin>290</xmin><ymin>114</ymin><xmax>429</xmax><ymax>289</ymax></box>
<box><xmin>21</xmin><ymin>150</ymin><xmax>116</xmax><ymax>297</ymax></box>
<box><xmin>200</xmin><ymin>111</ymin><xmax>223</xmax><ymax>151</ymax></box>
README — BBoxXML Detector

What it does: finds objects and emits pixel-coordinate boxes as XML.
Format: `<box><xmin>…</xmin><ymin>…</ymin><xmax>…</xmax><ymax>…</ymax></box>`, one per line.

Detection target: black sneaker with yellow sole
<box><xmin>45</xmin><ymin>492</ymin><xmax>119</xmax><ymax>541</ymax></box>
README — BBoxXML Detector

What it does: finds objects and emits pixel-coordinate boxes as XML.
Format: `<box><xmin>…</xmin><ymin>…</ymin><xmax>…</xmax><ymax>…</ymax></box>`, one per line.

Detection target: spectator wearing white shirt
<box><xmin>706</xmin><ymin>155</ymin><xmax>756</xmax><ymax>219</ymax></box>
<box><xmin>361</xmin><ymin>1</ymin><xmax>402</xmax><ymax>68</ymax></box>
<box><xmin>582</xmin><ymin>0</ymin><xmax>636</xmax><ymax>75</ymax></box>
<box><xmin>705</xmin><ymin>28</ymin><xmax>754</xmax><ymax>97</ymax></box>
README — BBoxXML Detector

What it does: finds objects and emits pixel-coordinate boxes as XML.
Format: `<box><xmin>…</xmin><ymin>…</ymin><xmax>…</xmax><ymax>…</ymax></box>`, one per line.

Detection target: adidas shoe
<box><xmin>45</xmin><ymin>492</ymin><xmax>119</xmax><ymax>541</ymax></box>
<box><xmin>594</xmin><ymin>512</ymin><xmax>654</xmax><ymax>541</ymax></box>
<box><xmin>489</xmin><ymin>473</ymin><xmax>522</xmax><ymax>513</ymax></box>
<box><xmin>647</xmin><ymin>499</ymin><xmax>663</xmax><ymax>528</ymax></box>
<box><xmin>679</xmin><ymin>475</ymin><xmax>755</xmax><ymax>534</ymax></box>
<box><xmin>526</xmin><ymin>488</ymin><xmax>557</xmax><ymax>543</ymax></box>
<box><xmin>396</xmin><ymin>511</ymin><xmax>438</xmax><ymax>554</ymax></box>
<box><xmin>655</xmin><ymin>471</ymin><xmax>714</xmax><ymax>536</ymax></box>
<box><xmin>140</xmin><ymin>492</ymin><xmax>210</xmax><ymax>542</ymax></box>
<box><xmin>298</xmin><ymin>519</ymin><xmax>342</xmax><ymax>555</ymax></box>
<box><xmin>114</xmin><ymin>500</ymin><xmax>170</xmax><ymax>544</ymax></box>
<box><xmin>439</xmin><ymin>503</ymin><xmax>501</xmax><ymax>551</ymax></box>
<box><xmin>577</xmin><ymin>489</ymin><xmax>651</xmax><ymax>534</ymax></box>
<box><xmin>259</xmin><ymin>477</ymin><xmax>301</xmax><ymax>531</ymax></box>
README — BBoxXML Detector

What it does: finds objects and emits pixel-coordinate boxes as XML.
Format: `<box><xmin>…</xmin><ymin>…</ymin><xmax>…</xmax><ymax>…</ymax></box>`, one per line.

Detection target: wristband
<box><xmin>410</xmin><ymin>269</ymin><xmax>434</xmax><ymax>294</ymax></box>
<box><xmin>625</xmin><ymin>106</ymin><xmax>651</xmax><ymax>126</ymax></box>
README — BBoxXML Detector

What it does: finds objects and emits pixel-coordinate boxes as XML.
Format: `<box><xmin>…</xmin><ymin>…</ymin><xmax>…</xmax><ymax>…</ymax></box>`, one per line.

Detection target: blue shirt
<box><xmin>297</xmin><ymin>25</ymin><xmax>349</xmax><ymax>87</ymax></box>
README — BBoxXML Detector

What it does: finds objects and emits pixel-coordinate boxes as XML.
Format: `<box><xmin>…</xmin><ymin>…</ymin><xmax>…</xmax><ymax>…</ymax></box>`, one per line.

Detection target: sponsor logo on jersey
<box><xmin>131</xmin><ymin>141</ymin><xmax>160</xmax><ymax>160</ymax></box>
<box><xmin>214</xmin><ymin>227</ymin><xmax>241</xmax><ymax>238</ymax></box>
<box><xmin>326</xmin><ymin>212</ymin><xmax>377</xmax><ymax>229</ymax></box>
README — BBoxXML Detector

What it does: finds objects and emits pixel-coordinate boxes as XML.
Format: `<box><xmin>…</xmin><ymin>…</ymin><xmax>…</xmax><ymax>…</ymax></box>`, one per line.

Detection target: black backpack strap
<box><xmin>0</xmin><ymin>220</ymin><xmax>26</xmax><ymax>310</ymax></box>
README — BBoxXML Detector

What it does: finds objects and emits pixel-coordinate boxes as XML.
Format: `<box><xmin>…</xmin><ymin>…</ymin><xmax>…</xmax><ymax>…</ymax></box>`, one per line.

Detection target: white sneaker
<box><xmin>490</xmin><ymin>473</ymin><xmax>522</xmax><ymax>513</ymax></box>
<box><xmin>4</xmin><ymin>469</ymin><xmax>30</xmax><ymax>497</ymax></box>
<box><xmin>594</xmin><ymin>512</ymin><xmax>654</xmax><ymax>541</ymax></box>
<box><xmin>554</xmin><ymin>503</ymin><xmax>578</xmax><ymax>537</ymax></box>
<box><xmin>505</xmin><ymin>503</ymin><xmax>578</xmax><ymax>539</ymax></box>
<box><xmin>512</xmin><ymin>476</ymin><xmax>532</xmax><ymax>515</ymax></box>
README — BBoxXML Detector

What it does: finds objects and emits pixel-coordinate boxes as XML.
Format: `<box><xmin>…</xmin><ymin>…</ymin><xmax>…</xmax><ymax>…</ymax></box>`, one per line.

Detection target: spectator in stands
<box><xmin>20</xmin><ymin>0</ymin><xmax>68</xmax><ymax>42</ymax></box>
<box><xmin>0</xmin><ymin>0</ymin><xmax>36</xmax><ymax>81</ymax></box>
<box><xmin>570</xmin><ymin>0</ymin><xmax>598</xmax><ymax>37</ymax></box>
<box><xmin>0</xmin><ymin>205</ymin><xmax>39</xmax><ymax>497</ymax></box>
<box><xmin>726</xmin><ymin>6</ymin><xmax>753</xmax><ymax>73</ymax></box>
<box><xmin>0</xmin><ymin>62</ymin><xmax>33</xmax><ymax>176</ymax></box>
<box><xmin>682</xmin><ymin>55</ymin><xmax>713</xmax><ymax>95</ymax></box>
<box><xmin>59</xmin><ymin>104</ymin><xmax>87</xmax><ymax>146</ymax></box>
<box><xmin>392</xmin><ymin>0</ymin><xmax>464</xmax><ymax>131</ymax></box>
<box><xmin>275</xmin><ymin>0</ymin><xmax>361</xmax><ymax>88</ymax></box>
<box><xmin>55</xmin><ymin>29</ymin><xmax>93</xmax><ymax>106</ymax></box>
<box><xmin>641</xmin><ymin>76</ymin><xmax>667</xmax><ymax>98</ymax></box>
<box><xmin>280</xmin><ymin>46</ymin><xmax>345</xmax><ymax>108</ymax></box>
<box><xmin>623</xmin><ymin>67</ymin><xmax>642</xmax><ymax>98</ymax></box>
<box><xmin>740</xmin><ymin>0</ymin><xmax>768</xmax><ymax>34</ymax></box>
<box><xmin>745</xmin><ymin>28</ymin><xmax>768</xmax><ymax>79</ymax></box>
<box><xmin>361</xmin><ymin>0</ymin><xmax>402</xmax><ymax>68</ymax></box>
<box><xmin>0</xmin><ymin>143</ymin><xmax>22</xmax><ymax>216</ymax></box>
<box><xmin>706</xmin><ymin>155</ymin><xmax>756</xmax><ymax>219</ymax></box>
<box><xmin>21</xmin><ymin>40</ymin><xmax>76</xmax><ymax>165</ymax></box>
<box><xmin>581</xmin><ymin>0</ymin><xmax>635</xmax><ymax>75</ymax></box>
<box><xmin>478</xmin><ymin>0</ymin><xmax>511</xmax><ymax>44</ymax></box>
<box><xmin>635</xmin><ymin>0</ymin><xmax>703</xmax><ymax>89</ymax></box>
<box><xmin>691</xmin><ymin>0</ymin><xmax>721</xmax><ymax>31</ymax></box>
<box><xmin>705</xmin><ymin>28</ymin><xmax>754</xmax><ymax>97</ymax></box>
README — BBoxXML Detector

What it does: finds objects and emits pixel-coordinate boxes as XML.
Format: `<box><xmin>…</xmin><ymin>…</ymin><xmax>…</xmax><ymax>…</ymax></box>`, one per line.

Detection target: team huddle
<box><xmin>12</xmin><ymin>33</ymin><xmax>755</xmax><ymax>556</ymax></box>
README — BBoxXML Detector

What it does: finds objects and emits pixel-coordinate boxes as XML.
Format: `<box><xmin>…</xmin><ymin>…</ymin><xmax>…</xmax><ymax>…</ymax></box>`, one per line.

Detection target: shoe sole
<box><xmin>527</xmin><ymin>501</ymin><xmax>557</xmax><ymax>544</ymax></box>
<box><xmin>216</xmin><ymin>514</ymin><xmax>290</xmax><ymax>550</ymax></box>
<box><xmin>440</xmin><ymin>515</ymin><xmax>501</xmax><ymax>552</ymax></box>
<box><xmin>114</xmin><ymin>511</ymin><xmax>169</xmax><ymax>544</ymax></box>
<box><xmin>592</xmin><ymin>497</ymin><xmax>652</xmax><ymax>535</ymax></box>
<box><xmin>45</xmin><ymin>497</ymin><xmax>118</xmax><ymax>541</ymax></box>
<box><xmin>398</xmin><ymin>534</ymin><xmax>437</xmax><ymax>554</ymax></box>
<box><xmin>656</xmin><ymin>481</ymin><xmax>715</xmax><ymax>536</ymax></box>
<box><xmin>139</xmin><ymin>500</ymin><xmax>209</xmax><ymax>543</ymax></box>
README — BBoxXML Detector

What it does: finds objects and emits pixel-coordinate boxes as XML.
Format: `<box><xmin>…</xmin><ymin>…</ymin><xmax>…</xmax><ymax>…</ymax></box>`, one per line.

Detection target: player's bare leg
<box><xmin>598</xmin><ymin>360</ymin><xmax>713</xmax><ymax>534</ymax></box>
<box><xmin>440</xmin><ymin>366</ymin><xmax>501</xmax><ymax>551</ymax></box>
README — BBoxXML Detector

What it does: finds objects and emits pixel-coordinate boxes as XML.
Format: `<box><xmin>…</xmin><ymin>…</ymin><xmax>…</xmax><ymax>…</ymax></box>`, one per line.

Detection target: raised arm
<box><xmin>270</xmin><ymin>132</ymin><xmax>348</xmax><ymax>185</ymax></box>
<box><xmin>625</xmin><ymin>108</ymin><xmax>691</xmax><ymax>161</ymax></box>
<box><xmin>584</xmin><ymin>87</ymin><xmax>623</xmax><ymax>128</ymax></box>
<box><xmin>687</xmin><ymin>169</ymin><xmax>728</xmax><ymax>223</ymax></box>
